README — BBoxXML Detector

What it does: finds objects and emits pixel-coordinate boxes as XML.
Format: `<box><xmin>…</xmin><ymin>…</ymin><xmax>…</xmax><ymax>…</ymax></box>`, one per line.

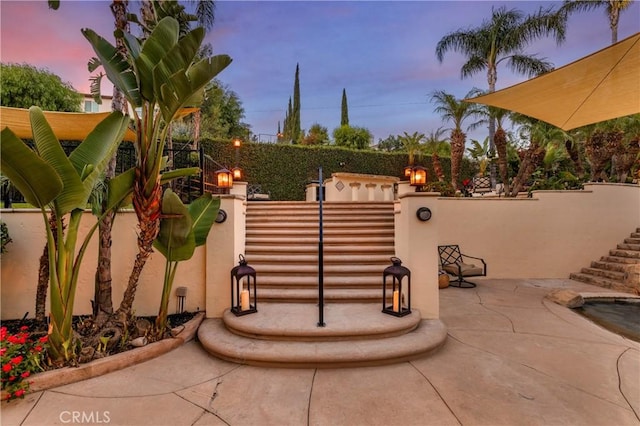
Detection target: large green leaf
<box><xmin>157</xmin><ymin>54</ymin><xmax>232</xmax><ymax>122</ymax></box>
<box><xmin>188</xmin><ymin>194</ymin><xmax>220</xmax><ymax>247</ymax></box>
<box><xmin>69</xmin><ymin>112</ymin><xmax>130</xmax><ymax>206</ymax></box>
<box><xmin>153</xmin><ymin>189</ymin><xmax>195</xmax><ymax>261</ymax></box>
<box><xmin>0</xmin><ymin>128</ymin><xmax>62</xmax><ymax>208</ymax></box>
<box><xmin>135</xmin><ymin>17</ymin><xmax>180</xmax><ymax>102</ymax></box>
<box><xmin>30</xmin><ymin>107</ymin><xmax>85</xmax><ymax>215</ymax></box>
<box><xmin>82</xmin><ymin>28</ymin><xmax>141</xmax><ymax>108</ymax></box>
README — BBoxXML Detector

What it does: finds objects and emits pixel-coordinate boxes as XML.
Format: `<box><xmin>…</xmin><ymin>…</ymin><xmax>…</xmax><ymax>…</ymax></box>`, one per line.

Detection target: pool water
<box><xmin>575</xmin><ymin>299</ymin><xmax>640</xmax><ymax>342</ymax></box>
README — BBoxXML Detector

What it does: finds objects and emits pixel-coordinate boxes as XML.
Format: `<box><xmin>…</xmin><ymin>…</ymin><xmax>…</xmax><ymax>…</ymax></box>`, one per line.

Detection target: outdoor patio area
<box><xmin>3</xmin><ymin>278</ymin><xmax>638</xmax><ymax>426</ymax></box>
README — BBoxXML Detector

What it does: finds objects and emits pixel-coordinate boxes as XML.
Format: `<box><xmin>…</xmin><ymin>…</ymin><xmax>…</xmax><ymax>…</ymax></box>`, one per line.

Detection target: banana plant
<box><xmin>0</xmin><ymin>107</ymin><xmax>129</xmax><ymax>363</ymax></box>
<box><xmin>153</xmin><ymin>189</ymin><xmax>219</xmax><ymax>332</ymax></box>
<box><xmin>82</xmin><ymin>16</ymin><xmax>232</xmax><ymax>318</ymax></box>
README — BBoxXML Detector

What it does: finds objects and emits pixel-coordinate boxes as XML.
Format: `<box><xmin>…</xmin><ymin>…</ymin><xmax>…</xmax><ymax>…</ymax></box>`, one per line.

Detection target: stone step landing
<box><xmin>198</xmin><ymin>303</ymin><xmax>447</xmax><ymax>368</ymax></box>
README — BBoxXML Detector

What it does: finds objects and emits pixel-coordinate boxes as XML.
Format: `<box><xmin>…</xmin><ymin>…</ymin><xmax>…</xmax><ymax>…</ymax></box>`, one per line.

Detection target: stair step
<box><xmin>246</xmin><ymin>254</ymin><xmax>394</xmax><ymax>264</ymax></box>
<box><xmin>257</xmin><ymin>288</ymin><xmax>383</xmax><ymax>303</ymax></box>
<box><xmin>631</xmin><ymin>232</ymin><xmax>640</xmax><ymax>239</ymax></box>
<box><xmin>246</xmin><ymin>236</ymin><xmax>395</xmax><ymax>245</ymax></box>
<box><xmin>570</xmin><ymin>273</ymin><xmax>631</xmax><ymax>292</ymax></box>
<box><xmin>246</xmin><ymin>245</ymin><xmax>393</xmax><ymax>254</ymax></box>
<box><xmin>610</xmin><ymin>249</ymin><xmax>640</xmax><ymax>259</ymax></box>
<box><xmin>600</xmin><ymin>255</ymin><xmax>640</xmax><ymax>265</ymax></box>
<box><xmin>256</xmin><ymin>275</ymin><xmax>383</xmax><ymax>287</ymax></box>
<box><xmin>617</xmin><ymin>243</ymin><xmax>640</xmax><ymax>251</ymax></box>
<box><xmin>580</xmin><ymin>267</ymin><xmax>626</xmax><ymax>281</ymax></box>
<box><xmin>251</xmin><ymin>264</ymin><xmax>387</xmax><ymax>275</ymax></box>
<box><xmin>198</xmin><ymin>310</ymin><xmax>447</xmax><ymax>368</ymax></box>
<box><xmin>221</xmin><ymin>303</ymin><xmax>419</xmax><ymax>341</ymax></box>
<box><xmin>625</xmin><ymin>237</ymin><xmax>640</xmax><ymax>244</ymax></box>
<box><xmin>246</xmin><ymin>228</ymin><xmax>393</xmax><ymax>237</ymax></box>
<box><xmin>591</xmin><ymin>260</ymin><xmax>633</xmax><ymax>273</ymax></box>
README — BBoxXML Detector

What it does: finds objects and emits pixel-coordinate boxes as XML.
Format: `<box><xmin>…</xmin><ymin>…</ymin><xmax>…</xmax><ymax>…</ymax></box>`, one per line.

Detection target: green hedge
<box><xmin>201</xmin><ymin>139</ymin><xmax>476</xmax><ymax>200</ymax></box>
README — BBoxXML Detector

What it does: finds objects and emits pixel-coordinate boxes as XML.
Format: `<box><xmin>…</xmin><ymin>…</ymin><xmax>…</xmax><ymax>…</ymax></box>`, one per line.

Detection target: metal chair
<box><xmin>438</xmin><ymin>245</ymin><xmax>487</xmax><ymax>288</ymax></box>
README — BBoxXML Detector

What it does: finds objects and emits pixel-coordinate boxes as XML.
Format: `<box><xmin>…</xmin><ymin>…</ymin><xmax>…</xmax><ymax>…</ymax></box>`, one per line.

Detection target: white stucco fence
<box><xmin>1</xmin><ymin>182</ymin><xmax>637</xmax><ymax>321</ymax></box>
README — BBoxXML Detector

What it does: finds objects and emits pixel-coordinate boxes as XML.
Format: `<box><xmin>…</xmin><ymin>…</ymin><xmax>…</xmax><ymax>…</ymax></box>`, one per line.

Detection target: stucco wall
<box><xmin>2</xmin><ymin>183</ymin><xmax>637</xmax><ymax>321</ymax></box>
<box><xmin>1</xmin><ymin>209</ymin><xmax>209</xmax><ymax>320</ymax></box>
<box><xmin>434</xmin><ymin>183</ymin><xmax>639</xmax><ymax>278</ymax></box>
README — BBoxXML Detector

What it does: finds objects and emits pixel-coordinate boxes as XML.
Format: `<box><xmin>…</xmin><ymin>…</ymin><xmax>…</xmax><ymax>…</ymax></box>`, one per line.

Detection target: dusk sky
<box><xmin>1</xmin><ymin>1</ymin><xmax>639</xmax><ymax>142</ymax></box>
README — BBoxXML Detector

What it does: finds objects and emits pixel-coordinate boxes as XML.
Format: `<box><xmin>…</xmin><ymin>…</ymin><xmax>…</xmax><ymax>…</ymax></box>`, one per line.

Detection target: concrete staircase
<box><xmin>570</xmin><ymin>227</ymin><xmax>640</xmax><ymax>294</ymax></box>
<box><xmin>198</xmin><ymin>201</ymin><xmax>447</xmax><ymax>367</ymax></box>
<box><xmin>245</xmin><ymin>201</ymin><xmax>395</xmax><ymax>304</ymax></box>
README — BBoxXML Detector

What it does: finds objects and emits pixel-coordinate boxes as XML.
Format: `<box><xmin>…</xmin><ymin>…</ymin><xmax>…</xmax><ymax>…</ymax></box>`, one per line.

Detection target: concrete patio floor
<box><xmin>2</xmin><ymin>279</ymin><xmax>639</xmax><ymax>426</ymax></box>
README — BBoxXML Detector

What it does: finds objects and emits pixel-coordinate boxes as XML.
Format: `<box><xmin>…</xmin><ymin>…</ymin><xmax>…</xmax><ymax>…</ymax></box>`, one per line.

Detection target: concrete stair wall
<box><xmin>570</xmin><ymin>227</ymin><xmax>640</xmax><ymax>294</ymax></box>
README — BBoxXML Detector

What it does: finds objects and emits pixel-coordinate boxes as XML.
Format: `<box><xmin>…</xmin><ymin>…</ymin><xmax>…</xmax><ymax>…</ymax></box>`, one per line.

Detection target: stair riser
<box><xmin>617</xmin><ymin>243</ymin><xmax>640</xmax><ymax>251</ymax></box>
<box><xmin>610</xmin><ymin>249</ymin><xmax>640</xmax><ymax>259</ymax></box>
<box><xmin>600</xmin><ymin>255</ymin><xmax>640</xmax><ymax>265</ymax></box>
<box><xmin>591</xmin><ymin>261</ymin><xmax>632</xmax><ymax>273</ymax></box>
<box><xmin>580</xmin><ymin>267</ymin><xmax>626</xmax><ymax>281</ymax></box>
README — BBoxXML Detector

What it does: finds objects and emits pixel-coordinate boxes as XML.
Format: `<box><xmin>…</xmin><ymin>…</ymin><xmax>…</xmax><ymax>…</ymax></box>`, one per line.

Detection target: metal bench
<box><xmin>247</xmin><ymin>184</ymin><xmax>270</xmax><ymax>201</ymax></box>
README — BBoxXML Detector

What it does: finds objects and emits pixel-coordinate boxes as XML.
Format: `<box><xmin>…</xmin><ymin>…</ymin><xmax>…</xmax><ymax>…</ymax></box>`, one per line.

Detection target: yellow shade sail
<box><xmin>0</xmin><ymin>106</ymin><xmax>137</xmax><ymax>142</ymax></box>
<box><xmin>466</xmin><ymin>32</ymin><xmax>640</xmax><ymax>130</ymax></box>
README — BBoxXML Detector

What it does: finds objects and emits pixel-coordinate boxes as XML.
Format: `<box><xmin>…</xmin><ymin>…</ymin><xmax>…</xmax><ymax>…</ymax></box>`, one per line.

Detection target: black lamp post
<box><xmin>382</xmin><ymin>257</ymin><xmax>411</xmax><ymax>317</ymax></box>
<box><xmin>230</xmin><ymin>254</ymin><xmax>257</xmax><ymax>316</ymax></box>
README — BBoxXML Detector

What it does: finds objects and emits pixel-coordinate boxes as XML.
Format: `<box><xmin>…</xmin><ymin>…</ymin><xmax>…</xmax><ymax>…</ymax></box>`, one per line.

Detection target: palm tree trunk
<box><xmin>432</xmin><ymin>153</ymin><xmax>445</xmax><ymax>182</ymax></box>
<box><xmin>92</xmin><ymin>0</ymin><xmax>129</xmax><ymax>325</ymax></box>
<box><xmin>450</xmin><ymin>129</ymin><xmax>466</xmax><ymax>190</ymax></box>
<box><xmin>117</xmin><ymin>173</ymin><xmax>162</xmax><ymax>318</ymax></box>
<box><xmin>494</xmin><ymin>127</ymin><xmax>510</xmax><ymax>195</ymax></box>
<box><xmin>510</xmin><ymin>143</ymin><xmax>546</xmax><ymax>196</ymax></box>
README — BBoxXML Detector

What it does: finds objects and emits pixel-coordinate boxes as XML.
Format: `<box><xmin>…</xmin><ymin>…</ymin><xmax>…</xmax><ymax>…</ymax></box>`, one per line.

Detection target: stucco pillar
<box><xmin>365</xmin><ymin>183</ymin><xmax>377</xmax><ymax>201</ymax></box>
<box><xmin>395</xmin><ymin>192</ymin><xmax>440</xmax><ymax>319</ymax></box>
<box><xmin>205</xmin><ymin>195</ymin><xmax>246</xmax><ymax>317</ymax></box>
<box><xmin>381</xmin><ymin>184</ymin><xmax>393</xmax><ymax>201</ymax></box>
<box><xmin>349</xmin><ymin>182</ymin><xmax>361</xmax><ymax>201</ymax></box>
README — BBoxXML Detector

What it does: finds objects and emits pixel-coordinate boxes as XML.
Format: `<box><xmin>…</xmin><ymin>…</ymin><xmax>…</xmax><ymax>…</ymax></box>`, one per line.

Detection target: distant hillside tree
<box><xmin>376</xmin><ymin>135</ymin><xmax>403</xmax><ymax>151</ymax></box>
<box><xmin>333</xmin><ymin>125</ymin><xmax>372</xmax><ymax>150</ymax></box>
<box><xmin>302</xmin><ymin>123</ymin><xmax>330</xmax><ymax>145</ymax></box>
<box><xmin>341</xmin><ymin>88</ymin><xmax>349</xmax><ymax>126</ymax></box>
<box><xmin>199</xmin><ymin>79</ymin><xmax>250</xmax><ymax>140</ymax></box>
<box><xmin>1</xmin><ymin>63</ymin><xmax>82</xmax><ymax>111</ymax></box>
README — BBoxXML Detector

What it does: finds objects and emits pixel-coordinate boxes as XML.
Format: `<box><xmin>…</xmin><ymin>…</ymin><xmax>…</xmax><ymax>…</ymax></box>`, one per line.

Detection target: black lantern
<box><xmin>232</xmin><ymin>166</ymin><xmax>243</xmax><ymax>180</ymax></box>
<box><xmin>409</xmin><ymin>166</ymin><xmax>427</xmax><ymax>186</ymax></box>
<box><xmin>230</xmin><ymin>254</ymin><xmax>257</xmax><ymax>316</ymax></box>
<box><xmin>403</xmin><ymin>165</ymin><xmax>413</xmax><ymax>178</ymax></box>
<box><xmin>382</xmin><ymin>257</ymin><xmax>411</xmax><ymax>316</ymax></box>
<box><xmin>215</xmin><ymin>167</ymin><xmax>233</xmax><ymax>189</ymax></box>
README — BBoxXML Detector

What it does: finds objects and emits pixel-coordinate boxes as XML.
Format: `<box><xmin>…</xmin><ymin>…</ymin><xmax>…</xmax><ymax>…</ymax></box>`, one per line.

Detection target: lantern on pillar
<box><xmin>232</xmin><ymin>167</ymin><xmax>243</xmax><ymax>180</ymax></box>
<box><xmin>403</xmin><ymin>165</ymin><xmax>413</xmax><ymax>178</ymax></box>
<box><xmin>382</xmin><ymin>257</ymin><xmax>411</xmax><ymax>316</ymax></box>
<box><xmin>409</xmin><ymin>166</ymin><xmax>427</xmax><ymax>187</ymax></box>
<box><xmin>215</xmin><ymin>167</ymin><xmax>233</xmax><ymax>189</ymax></box>
<box><xmin>230</xmin><ymin>254</ymin><xmax>257</xmax><ymax>316</ymax></box>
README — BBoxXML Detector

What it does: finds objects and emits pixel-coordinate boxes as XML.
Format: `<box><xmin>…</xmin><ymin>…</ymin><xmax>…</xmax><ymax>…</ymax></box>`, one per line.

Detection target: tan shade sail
<box><xmin>466</xmin><ymin>32</ymin><xmax>640</xmax><ymax>130</ymax></box>
<box><xmin>0</xmin><ymin>106</ymin><xmax>137</xmax><ymax>142</ymax></box>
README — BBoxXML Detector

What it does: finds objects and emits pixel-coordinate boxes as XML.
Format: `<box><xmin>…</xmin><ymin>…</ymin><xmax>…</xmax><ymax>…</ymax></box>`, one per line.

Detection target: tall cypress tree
<box><xmin>292</xmin><ymin>63</ymin><xmax>301</xmax><ymax>143</ymax></box>
<box><xmin>285</xmin><ymin>96</ymin><xmax>293</xmax><ymax>142</ymax></box>
<box><xmin>341</xmin><ymin>88</ymin><xmax>349</xmax><ymax>126</ymax></box>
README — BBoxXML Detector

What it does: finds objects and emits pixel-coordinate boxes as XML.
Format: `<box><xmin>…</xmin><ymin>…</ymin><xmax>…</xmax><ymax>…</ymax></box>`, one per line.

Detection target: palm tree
<box><xmin>436</xmin><ymin>5</ymin><xmax>567</xmax><ymax>186</ymax></box>
<box><xmin>422</xmin><ymin>127</ymin><xmax>449</xmax><ymax>182</ymax></box>
<box><xmin>430</xmin><ymin>90</ymin><xmax>483</xmax><ymax>190</ymax></box>
<box><xmin>561</xmin><ymin>0</ymin><xmax>634</xmax><ymax>44</ymax></box>
<box><xmin>399</xmin><ymin>131</ymin><xmax>425</xmax><ymax>166</ymax></box>
<box><xmin>93</xmin><ymin>0</ymin><xmax>130</xmax><ymax>325</ymax></box>
<box><xmin>510</xmin><ymin>117</ymin><xmax>567</xmax><ymax>195</ymax></box>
